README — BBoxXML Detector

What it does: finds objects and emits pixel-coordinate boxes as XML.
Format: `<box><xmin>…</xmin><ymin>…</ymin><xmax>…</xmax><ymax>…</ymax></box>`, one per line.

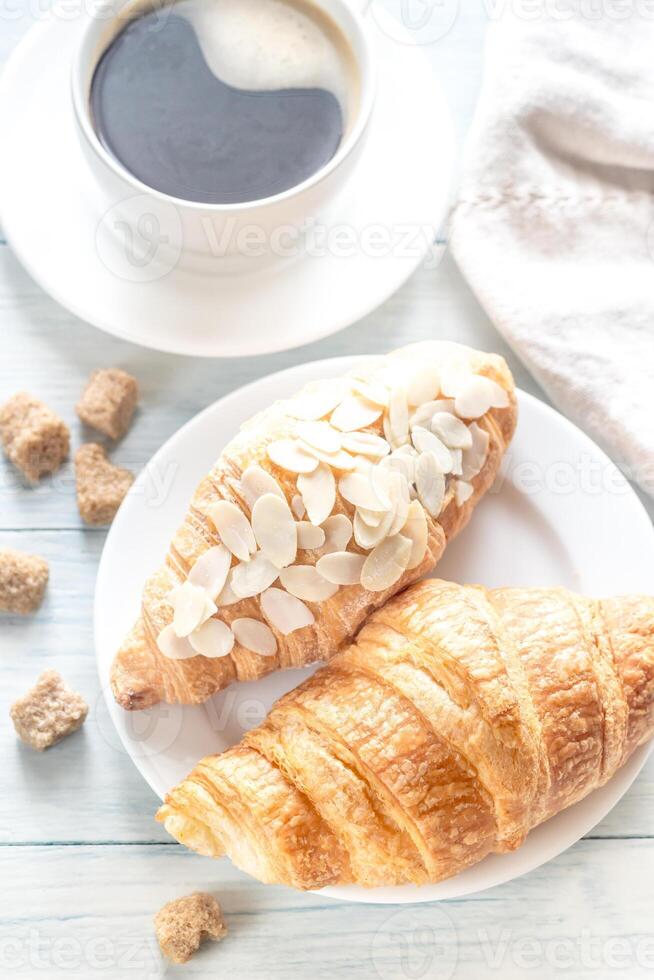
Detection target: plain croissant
<box><xmin>157</xmin><ymin>579</ymin><xmax>654</xmax><ymax>889</ymax></box>
<box><xmin>112</xmin><ymin>342</ymin><xmax>516</xmax><ymax>710</ymax></box>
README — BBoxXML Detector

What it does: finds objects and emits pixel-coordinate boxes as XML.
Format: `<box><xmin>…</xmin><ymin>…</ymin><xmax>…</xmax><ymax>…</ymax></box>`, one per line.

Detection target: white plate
<box><xmin>95</xmin><ymin>356</ymin><xmax>654</xmax><ymax>903</ymax></box>
<box><xmin>0</xmin><ymin>12</ymin><xmax>453</xmax><ymax>357</ymax></box>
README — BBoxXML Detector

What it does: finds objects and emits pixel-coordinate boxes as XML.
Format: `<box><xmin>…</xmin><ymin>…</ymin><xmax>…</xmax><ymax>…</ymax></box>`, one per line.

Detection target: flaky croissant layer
<box><xmin>158</xmin><ymin>580</ymin><xmax>654</xmax><ymax>889</ymax></box>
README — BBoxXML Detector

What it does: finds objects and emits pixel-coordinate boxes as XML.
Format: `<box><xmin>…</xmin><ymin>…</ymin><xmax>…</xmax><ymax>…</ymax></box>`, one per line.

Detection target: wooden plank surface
<box><xmin>1</xmin><ymin>4</ymin><xmax>653</xmax><ymax>979</ymax></box>
<box><xmin>3</xmin><ymin>840</ymin><xmax>654</xmax><ymax>979</ymax></box>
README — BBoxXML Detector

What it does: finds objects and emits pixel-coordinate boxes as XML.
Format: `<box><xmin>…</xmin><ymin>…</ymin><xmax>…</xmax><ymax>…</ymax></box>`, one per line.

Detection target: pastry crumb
<box><xmin>155</xmin><ymin>893</ymin><xmax>228</xmax><ymax>964</ymax></box>
<box><xmin>76</xmin><ymin>368</ymin><xmax>139</xmax><ymax>440</ymax></box>
<box><xmin>75</xmin><ymin>443</ymin><xmax>134</xmax><ymax>525</ymax></box>
<box><xmin>0</xmin><ymin>548</ymin><xmax>49</xmax><ymax>614</ymax></box>
<box><xmin>0</xmin><ymin>392</ymin><xmax>69</xmax><ymax>483</ymax></box>
<box><xmin>10</xmin><ymin>670</ymin><xmax>88</xmax><ymax>751</ymax></box>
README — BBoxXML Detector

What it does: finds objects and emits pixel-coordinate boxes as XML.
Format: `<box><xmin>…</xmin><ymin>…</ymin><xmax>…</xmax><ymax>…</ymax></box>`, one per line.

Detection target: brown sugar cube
<box><xmin>0</xmin><ymin>548</ymin><xmax>49</xmax><ymax>614</ymax></box>
<box><xmin>75</xmin><ymin>443</ymin><xmax>134</xmax><ymax>526</ymax></box>
<box><xmin>10</xmin><ymin>670</ymin><xmax>88</xmax><ymax>751</ymax></box>
<box><xmin>155</xmin><ymin>893</ymin><xmax>228</xmax><ymax>965</ymax></box>
<box><xmin>0</xmin><ymin>392</ymin><xmax>70</xmax><ymax>483</ymax></box>
<box><xmin>76</xmin><ymin>368</ymin><xmax>138</xmax><ymax>440</ymax></box>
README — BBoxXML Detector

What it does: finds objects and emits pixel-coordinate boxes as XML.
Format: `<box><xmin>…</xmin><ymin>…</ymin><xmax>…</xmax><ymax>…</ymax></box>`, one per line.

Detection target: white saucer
<box><xmin>0</xmin><ymin>12</ymin><xmax>453</xmax><ymax>357</ymax></box>
<box><xmin>95</xmin><ymin>357</ymin><xmax>654</xmax><ymax>904</ymax></box>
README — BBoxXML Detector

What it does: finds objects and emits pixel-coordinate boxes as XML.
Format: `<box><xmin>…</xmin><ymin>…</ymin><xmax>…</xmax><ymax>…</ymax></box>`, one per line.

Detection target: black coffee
<box><xmin>90</xmin><ymin>0</ymin><xmax>358</xmax><ymax>204</ymax></box>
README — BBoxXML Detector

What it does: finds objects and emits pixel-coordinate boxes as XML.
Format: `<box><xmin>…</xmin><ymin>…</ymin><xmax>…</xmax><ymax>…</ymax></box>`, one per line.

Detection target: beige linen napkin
<box><xmin>450</xmin><ymin>3</ymin><xmax>654</xmax><ymax>496</ymax></box>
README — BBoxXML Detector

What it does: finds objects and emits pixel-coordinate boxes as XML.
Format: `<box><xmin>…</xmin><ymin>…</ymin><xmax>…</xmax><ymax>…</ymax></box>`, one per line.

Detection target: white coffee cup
<box><xmin>71</xmin><ymin>0</ymin><xmax>376</xmax><ymax>273</ymax></box>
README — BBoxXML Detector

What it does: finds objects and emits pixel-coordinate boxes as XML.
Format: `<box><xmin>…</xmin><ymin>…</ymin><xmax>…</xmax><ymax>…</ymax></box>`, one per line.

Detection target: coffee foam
<box><xmin>174</xmin><ymin>0</ymin><xmax>359</xmax><ymax>127</ymax></box>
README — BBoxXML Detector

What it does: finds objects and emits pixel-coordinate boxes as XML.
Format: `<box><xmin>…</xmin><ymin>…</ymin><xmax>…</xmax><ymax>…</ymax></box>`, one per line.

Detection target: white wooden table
<box><xmin>2</xmin><ymin>5</ymin><xmax>653</xmax><ymax>979</ymax></box>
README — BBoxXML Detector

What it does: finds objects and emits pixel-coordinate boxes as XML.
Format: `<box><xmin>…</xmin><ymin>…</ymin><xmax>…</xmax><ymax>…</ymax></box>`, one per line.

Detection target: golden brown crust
<box><xmin>158</xmin><ymin>580</ymin><xmax>654</xmax><ymax>889</ymax></box>
<box><xmin>279</xmin><ymin>663</ymin><xmax>497</xmax><ymax>881</ymax></box>
<box><xmin>568</xmin><ymin>594</ymin><xmax>629</xmax><ymax>784</ymax></box>
<box><xmin>369</xmin><ymin>581</ymin><xmax>542</xmax><ymax>847</ymax></box>
<box><xmin>599</xmin><ymin>595</ymin><xmax>654</xmax><ymax>761</ymax></box>
<box><xmin>112</xmin><ymin>343</ymin><xmax>517</xmax><ymax>709</ymax></box>
<box><xmin>197</xmin><ymin>746</ymin><xmax>351</xmax><ymax>888</ymax></box>
<box><xmin>246</xmin><ymin>712</ymin><xmax>427</xmax><ymax>886</ymax></box>
<box><xmin>490</xmin><ymin>587</ymin><xmax>606</xmax><ymax>823</ymax></box>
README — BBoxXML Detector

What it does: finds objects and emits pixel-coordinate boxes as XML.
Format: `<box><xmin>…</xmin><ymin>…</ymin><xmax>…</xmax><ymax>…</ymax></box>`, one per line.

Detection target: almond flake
<box><xmin>415</xmin><ymin>453</ymin><xmax>446</xmax><ymax>517</ymax></box>
<box><xmin>339</xmin><ymin>471</ymin><xmax>389</xmax><ymax>512</ymax></box>
<box><xmin>406</xmin><ymin>366</ymin><xmax>440</xmax><ymax>407</ymax></box>
<box><xmin>350</xmin><ymin>378</ymin><xmax>390</xmax><ymax>407</ymax></box>
<box><xmin>340</xmin><ymin>431</ymin><xmax>390</xmax><ymax>459</ymax></box>
<box><xmin>188</xmin><ymin>618</ymin><xmax>235</xmax><ymax>658</ymax></box>
<box><xmin>360</xmin><ymin>534</ymin><xmax>412</xmax><ymax>592</ymax></box>
<box><xmin>216</xmin><ymin>571</ymin><xmax>241</xmax><ymax>607</ymax></box>
<box><xmin>238</xmin><ymin>464</ymin><xmax>285</xmax><ymax>510</ymax></box>
<box><xmin>461</xmin><ymin>422</ymin><xmax>490</xmax><ymax>481</ymax></box>
<box><xmin>432</xmin><ymin>398</ymin><xmax>457</xmax><ymax>416</ymax></box>
<box><xmin>370</xmin><ymin>466</ymin><xmax>396</xmax><ymax>510</ymax></box>
<box><xmin>488</xmin><ymin>380</ymin><xmax>510</xmax><ymax>408</ymax></box>
<box><xmin>411</xmin><ymin>427</ymin><xmax>453</xmax><ymax>472</ymax></box>
<box><xmin>455</xmin><ymin>480</ymin><xmax>474</xmax><ymax>506</ymax></box>
<box><xmin>388</xmin><ymin>386</ymin><xmax>409</xmax><ymax>448</ymax></box>
<box><xmin>157</xmin><ymin>625</ymin><xmax>196</xmax><ymax>660</ymax></box>
<box><xmin>455</xmin><ymin>376</ymin><xmax>509</xmax><ymax>418</ymax></box>
<box><xmin>291</xmin><ymin>494</ymin><xmax>306</xmax><ymax>519</ymax></box>
<box><xmin>380</xmin><ymin>448</ymin><xmax>417</xmax><ymax>485</ymax></box>
<box><xmin>353</xmin><ymin>455</ymin><xmax>373</xmax><ymax>473</ymax></box>
<box><xmin>319</xmin><ymin>514</ymin><xmax>353</xmax><ymax>555</ymax></box>
<box><xmin>296</xmin><ymin>521</ymin><xmax>326</xmax><ymax>550</ymax></box>
<box><xmin>188</xmin><ymin>545</ymin><xmax>232</xmax><ymax>600</ymax></box>
<box><xmin>279</xmin><ymin>565</ymin><xmax>339</xmax><ymax>602</ymax></box>
<box><xmin>231</xmin><ymin>553</ymin><xmax>279</xmax><ymax>598</ymax></box>
<box><xmin>410</xmin><ymin>400</ymin><xmax>449</xmax><ymax>429</ymax></box>
<box><xmin>268</xmin><ymin>439</ymin><xmax>320</xmax><ymax>474</ymax></box>
<box><xmin>298</xmin><ymin>462</ymin><xmax>336</xmax><ymax>526</ymax></box>
<box><xmin>401</xmin><ymin>500</ymin><xmax>429</xmax><ymax>569</ymax></box>
<box><xmin>450</xmin><ymin>449</ymin><xmax>463</xmax><ymax>476</ymax></box>
<box><xmin>207</xmin><ymin>500</ymin><xmax>257</xmax><ymax>561</ymax></box>
<box><xmin>330</xmin><ymin>395</ymin><xmax>383</xmax><ymax>433</ymax></box>
<box><xmin>232</xmin><ymin>618</ymin><xmax>278</xmax><ymax>656</ymax></box>
<box><xmin>288</xmin><ymin>381</ymin><xmax>348</xmax><ymax>421</ymax></box>
<box><xmin>316</xmin><ymin>551</ymin><xmax>366</xmax><ymax>585</ymax></box>
<box><xmin>357</xmin><ymin>507</ymin><xmax>383</xmax><ymax>528</ymax></box>
<box><xmin>370</xmin><ymin>363</ymin><xmax>396</xmax><ymax>388</ymax></box>
<box><xmin>251</xmin><ymin>493</ymin><xmax>297</xmax><ymax>568</ymax></box>
<box><xmin>305</xmin><ymin>446</ymin><xmax>357</xmax><ymax>470</ymax></box>
<box><xmin>439</xmin><ymin>366</ymin><xmax>471</xmax><ymax>398</ymax></box>
<box><xmin>170</xmin><ymin>581</ymin><xmax>216</xmax><ymax>637</ymax></box>
<box><xmin>296</xmin><ymin>420</ymin><xmax>342</xmax><ymax>454</ymax></box>
<box><xmin>431</xmin><ymin>412</ymin><xmax>473</xmax><ymax>450</ymax></box>
<box><xmin>261</xmin><ymin>587</ymin><xmax>315</xmax><ymax>635</ymax></box>
<box><xmin>387</xmin><ymin>472</ymin><xmax>411</xmax><ymax>537</ymax></box>
<box><xmin>354</xmin><ymin>508</ymin><xmax>395</xmax><ymax>550</ymax></box>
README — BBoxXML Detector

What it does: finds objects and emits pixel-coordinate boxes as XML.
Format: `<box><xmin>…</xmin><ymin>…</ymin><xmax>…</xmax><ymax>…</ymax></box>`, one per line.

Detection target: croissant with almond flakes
<box><xmin>157</xmin><ymin>579</ymin><xmax>654</xmax><ymax>889</ymax></box>
<box><xmin>111</xmin><ymin>342</ymin><xmax>516</xmax><ymax>710</ymax></box>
